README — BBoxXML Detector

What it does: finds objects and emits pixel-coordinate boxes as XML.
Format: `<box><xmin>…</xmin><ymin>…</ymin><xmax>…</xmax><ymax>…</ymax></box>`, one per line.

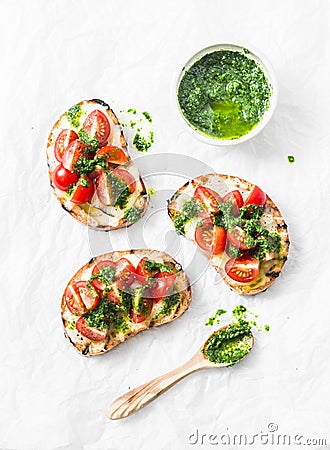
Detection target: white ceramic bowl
<box><xmin>176</xmin><ymin>43</ymin><xmax>278</xmax><ymax>146</ymax></box>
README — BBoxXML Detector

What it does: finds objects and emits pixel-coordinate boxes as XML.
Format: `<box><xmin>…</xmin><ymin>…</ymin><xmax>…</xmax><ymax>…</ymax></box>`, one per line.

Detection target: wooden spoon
<box><xmin>108</xmin><ymin>325</ymin><xmax>254</xmax><ymax>420</ymax></box>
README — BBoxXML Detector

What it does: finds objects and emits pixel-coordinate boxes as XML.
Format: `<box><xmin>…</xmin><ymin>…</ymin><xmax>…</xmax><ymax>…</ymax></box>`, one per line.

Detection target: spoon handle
<box><xmin>108</xmin><ymin>351</ymin><xmax>206</xmax><ymax>420</ymax></box>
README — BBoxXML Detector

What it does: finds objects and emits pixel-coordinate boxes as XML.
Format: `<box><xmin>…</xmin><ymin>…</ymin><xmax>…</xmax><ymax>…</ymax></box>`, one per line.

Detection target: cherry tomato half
<box><xmin>115</xmin><ymin>258</ymin><xmax>136</xmax><ymax>286</ymax></box>
<box><xmin>223</xmin><ymin>190</ymin><xmax>244</xmax><ymax>216</ymax></box>
<box><xmin>83</xmin><ymin>110</ymin><xmax>110</xmax><ymax>146</ymax></box>
<box><xmin>76</xmin><ymin>317</ymin><xmax>107</xmax><ymax>342</ymax></box>
<box><xmin>52</xmin><ymin>164</ymin><xmax>79</xmax><ymax>191</ymax></box>
<box><xmin>227</xmin><ymin>226</ymin><xmax>254</xmax><ymax>251</ymax></box>
<box><xmin>113</xmin><ymin>168</ymin><xmax>136</xmax><ymax>194</ymax></box>
<box><xmin>151</xmin><ymin>271</ymin><xmax>176</xmax><ymax>302</ymax></box>
<box><xmin>75</xmin><ymin>281</ymin><xmax>100</xmax><ymax>310</ymax></box>
<box><xmin>54</xmin><ymin>129</ymin><xmax>78</xmax><ymax>163</ymax></box>
<box><xmin>131</xmin><ymin>298</ymin><xmax>153</xmax><ymax>323</ymax></box>
<box><xmin>65</xmin><ymin>284</ymin><xmax>87</xmax><ymax>315</ymax></box>
<box><xmin>225</xmin><ymin>255</ymin><xmax>260</xmax><ymax>283</ymax></box>
<box><xmin>244</xmin><ymin>185</ymin><xmax>266</xmax><ymax>207</ymax></box>
<box><xmin>70</xmin><ymin>176</ymin><xmax>95</xmax><ymax>204</ymax></box>
<box><xmin>62</xmin><ymin>140</ymin><xmax>85</xmax><ymax>172</ymax></box>
<box><xmin>95</xmin><ymin>170</ymin><xmax>112</xmax><ymax>205</ymax></box>
<box><xmin>96</xmin><ymin>146</ymin><xmax>129</xmax><ymax>166</ymax></box>
<box><xmin>195</xmin><ymin>220</ymin><xmax>226</xmax><ymax>255</ymax></box>
<box><xmin>194</xmin><ymin>186</ymin><xmax>222</xmax><ymax>214</ymax></box>
<box><xmin>91</xmin><ymin>260</ymin><xmax>116</xmax><ymax>291</ymax></box>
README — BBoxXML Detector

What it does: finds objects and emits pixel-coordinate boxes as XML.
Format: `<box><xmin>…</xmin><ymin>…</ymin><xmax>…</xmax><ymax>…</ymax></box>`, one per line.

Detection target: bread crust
<box><xmin>61</xmin><ymin>250</ymin><xmax>191</xmax><ymax>356</ymax></box>
<box><xmin>167</xmin><ymin>173</ymin><xmax>289</xmax><ymax>296</ymax></box>
<box><xmin>47</xmin><ymin>99</ymin><xmax>148</xmax><ymax>231</ymax></box>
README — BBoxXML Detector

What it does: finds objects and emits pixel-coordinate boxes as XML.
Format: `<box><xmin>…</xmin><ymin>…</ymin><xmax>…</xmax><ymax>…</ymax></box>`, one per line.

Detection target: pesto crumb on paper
<box><xmin>119</xmin><ymin>108</ymin><xmax>154</xmax><ymax>152</ymax></box>
<box><xmin>288</xmin><ymin>155</ymin><xmax>295</xmax><ymax>164</ymax></box>
<box><xmin>206</xmin><ymin>304</ymin><xmax>270</xmax><ymax>333</ymax></box>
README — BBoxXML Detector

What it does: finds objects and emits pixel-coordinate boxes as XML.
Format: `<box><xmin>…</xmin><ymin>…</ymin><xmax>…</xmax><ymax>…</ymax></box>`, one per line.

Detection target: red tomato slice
<box><xmin>54</xmin><ymin>129</ymin><xmax>78</xmax><ymax>163</ymax></box>
<box><xmin>75</xmin><ymin>281</ymin><xmax>100</xmax><ymax>310</ymax></box>
<box><xmin>62</xmin><ymin>140</ymin><xmax>85</xmax><ymax>172</ymax></box>
<box><xmin>52</xmin><ymin>164</ymin><xmax>79</xmax><ymax>191</ymax></box>
<box><xmin>91</xmin><ymin>260</ymin><xmax>116</xmax><ymax>291</ymax></box>
<box><xmin>223</xmin><ymin>190</ymin><xmax>243</xmax><ymax>216</ymax></box>
<box><xmin>244</xmin><ymin>185</ymin><xmax>266</xmax><ymax>207</ymax></box>
<box><xmin>194</xmin><ymin>186</ymin><xmax>222</xmax><ymax>214</ymax></box>
<box><xmin>76</xmin><ymin>317</ymin><xmax>107</xmax><ymax>342</ymax></box>
<box><xmin>131</xmin><ymin>298</ymin><xmax>153</xmax><ymax>323</ymax></box>
<box><xmin>71</xmin><ymin>176</ymin><xmax>95</xmax><ymax>204</ymax></box>
<box><xmin>212</xmin><ymin>226</ymin><xmax>227</xmax><ymax>254</ymax></box>
<box><xmin>115</xmin><ymin>258</ymin><xmax>136</xmax><ymax>286</ymax></box>
<box><xmin>151</xmin><ymin>271</ymin><xmax>176</xmax><ymax>302</ymax></box>
<box><xmin>65</xmin><ymin>284</ymin><xmax>87</xmax><ymax>315</ymax></box>
<box><xmin>113</xmin><ymin>168</ymin><xmax>136</xmax><ymax>194</ymax></box>
<box><xmin>225</xmin><ymin>255</ymin><xmax>260</xmax><ymax>283</ymax></box>
<box><xmin>83</xmin><ymin>110</ymin><xmax>110</xmax><ymax>146</ymax></box>
<box><xmin>105</xmin><ymin>280</ymin><xmax>125</xmax><ymax>304</ymax></box>
<box><xmin>227</xmin><ymin>226</ymin><xmax>254</xmax><ymax>251</ymax></box>
<box><xmin>96</xmin><ymin>146</ymin><xmax>129</xmax><ymax>166</ymax></box>
<box><xmin>95</xmin><ymin>170</ymin><xmax>112</xmax><ymax>205</ymax></box>
<box><xmin>195</xmin><ymin>220</ymin><xmax>226</xmax><ymax>254</ymax></box>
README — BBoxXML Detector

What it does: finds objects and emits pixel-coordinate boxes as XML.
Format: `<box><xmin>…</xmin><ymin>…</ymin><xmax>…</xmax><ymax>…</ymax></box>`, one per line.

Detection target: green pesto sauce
<box><xmin>124</xmin><ymin>207</ymin><xmax>141</xmax><ymax>223</ymax></box>
<box><xmin>177</xmin><ymin>50</ymin><xmax>271</xmax><ymax>140</ymax></box>
<box><xmin>66</xmin><ymin>104</ymin><xmax>82</xmax><ymax>128</ymax></box>
<box><xmin>203</xmin><ymin>323</ymin><xmax>253</xmax><ymax>364</ymax></box>
<box><xmin>108</xmin><ymin>172</ymin><xmax>131</xmax><ymax>209</ymax></box>
<box><xmin>205</xmin><ymin>308</ymin><xmax>227</xmax><ymax>326</ymax></box>
<box><xmin>133</xmin><ymin>131</ymin><xmax>154</xmax><ymax>152</ymax></box>
<box><xmin>173</xmin><ymin>198</ymin><xmax>199</xmax><ymax>235</ymax></box>
<box><xmin>153</xmin><ymin>292</ymin><xmax>180</xmax><ymax>319</ymax></box>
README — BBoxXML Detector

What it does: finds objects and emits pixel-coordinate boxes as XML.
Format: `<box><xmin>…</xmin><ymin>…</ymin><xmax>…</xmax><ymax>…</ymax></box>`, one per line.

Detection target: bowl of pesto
<box><xmin>176</xmin><ymin>44</ymin><xmax>277</xmax><ymax>145</ymax></box>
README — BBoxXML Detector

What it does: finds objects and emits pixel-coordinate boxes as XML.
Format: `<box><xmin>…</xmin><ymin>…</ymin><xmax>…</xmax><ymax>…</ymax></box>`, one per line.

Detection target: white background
<box><xmin>1</xmin><ymin>0</ymin><xmax>330</xmax><ymax>449</ymax></box>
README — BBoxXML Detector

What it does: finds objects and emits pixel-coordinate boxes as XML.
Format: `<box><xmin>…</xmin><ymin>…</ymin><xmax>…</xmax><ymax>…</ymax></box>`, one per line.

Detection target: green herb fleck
<box><xmin>142</xmin><ymin>111</ymin><xmax>152</xmax><ymax>123</ymax></box>
<box><xmin>66</xmin><ymin>183</ymin><xmax>76</xmax><ymax>196</ymax></box>
<box><xmin>288</xmin><ymin>155</ymin><xmax>295</xmax><ymax>164</ymax></box>
<box><xmin>143</xmin><ymin>260</ymin><xmax>171</xmax><ymax>274</ymax></box>
<box><xmin>148</xmin><ymin>187</ymin><xmax>155</xmax><ymax>197</ymax></box>
<box><xmin>205</xmin><ymin>309</ymin><xmax>227</xmax><ymax>326</ymax></box>
<box><xmin>264</xmin><ymin>324</ymin><xmax>270</xmax><ymax>332</ymax></box>
<box><xmin>80</xmin><ymin>176</ymin><xmax>90</xmax><ymax>188</ymax></box>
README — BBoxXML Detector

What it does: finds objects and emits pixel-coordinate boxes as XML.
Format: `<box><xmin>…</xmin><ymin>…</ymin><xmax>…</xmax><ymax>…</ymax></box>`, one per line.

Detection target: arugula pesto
<box><xmin>133</xmin><ymin>131</ymin><xmax>154</xmax><ymax>152</ymax></box>
<box><xmin>178</xmin><ymin>50</ymin><xmax>271</xmax><ymax>140</ymax></box>
<box><xmin>153</xmin><ymin>292</ymin><xmax>180</xmax><ymax>319</ymax></box>
<box><xmin>124</xmin><ymin>207</ymin><xmax>141</xmax><ymax>223</ymax></box>
<box><xmin>108</xmin><ymin>172</ymin><xmax>131</xmax><ymax>209</ymax></box>
<box><xmin>143</xmin><ymin>260</ymin><xmax>171</xmax><ymax>274</ymax></box>
<box><xmin>78</xmin><ymin>129</ymin><xmax>100</xmax><ymax>150</ymax></box>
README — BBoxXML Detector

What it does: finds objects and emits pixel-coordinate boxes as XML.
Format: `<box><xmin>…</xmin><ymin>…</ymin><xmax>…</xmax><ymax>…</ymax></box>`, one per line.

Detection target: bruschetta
<box><xmin>167</xmin><ymin>173</ymin><xmax>289</xmax><ymax>295</ymax></box>
<box><xmin>47</xmin><ymin>99</ymin><xmax>148</xmax><ymax>230</ymax></box>
<box><xmin>61</xmin><ymin>250</ymin><xmax>191</xmax><ymax>356</ymax></box>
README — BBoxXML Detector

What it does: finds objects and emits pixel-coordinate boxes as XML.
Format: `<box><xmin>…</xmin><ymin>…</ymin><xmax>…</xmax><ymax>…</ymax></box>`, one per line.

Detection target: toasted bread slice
<box><xmin>61</xmin><ymin>250</ymin><xmax>191</xmax><ymax>356</ymax></box>
<box><xmin>47</xmin><ymin>99</ymin><xmax>148</xmax><ymax>230</ymax></box>
<box><xmin>167</xmin><ymin>173</ymin><xmax>289</xmax><ymax>296</ymax></box>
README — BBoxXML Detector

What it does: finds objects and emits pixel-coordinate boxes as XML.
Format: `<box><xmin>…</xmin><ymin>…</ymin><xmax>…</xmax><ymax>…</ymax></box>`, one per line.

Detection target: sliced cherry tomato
<box><xmin>52</xmin><ymin>164</ymin><xmax>79</xmax><ymax>191</ymax></box>
<box><xmin>194</xmin><ymin>186</ymin><xmax>222</xmax><ymax>214</ymax></box>
<box><xmin>131</xmin><ymin>298</ymin><xmax>153</xmax><ymax>323</ymax></box>
<box><xmin>195</xmin><ymin>220</ymin><xmax>226</xmax><ymax>254</ymax></box>
<box><xmin>105</xmin><ymin>280</ymin><xmax>125</xmax><ymax>304</ymax></box>
<box><xmin>135</xmin><ymin>257</ymin><xmax>149</xmax><ymax>277</ymax></box>
<box><xmin>91</xmin><ymin>260</ymin><xmax>116</xmax><ymax>291</ymax></box>
<box><xmin>62</xmin><ymin>139</ymin><xmax>85</xmax><ymax>171</ymax></box>
<box><xmin>75</xmin><ymin>281</ymin><xmax>100</xmax><ymax>310</ymax></box>
<box><xmin>76</xmin><ymin>317</ymin><xmax>107</xmax><ymax>342</ymax></box>
<box><xmin>244</xmin><ymin>185</ymin><xmax>266</xmax><ymax>207</ymax></box>
<box><xmin>115</xmin><ymin>258</ymin><xmax>136</xmax><ymax>286</ymax></box>
<box><xmin>227</xmin><ymin>226</ymin><xmax>255</xmax><ymax>251</ymax></box>
<box><xmin>83</xmin><ymin>110</ymin><xmax>110</xmax><ymax>146</ymax></box>
<box><xmin>54</xmin><ymin>129</ymin><xmax>78</xmax><ymax>163</ymax></box>
<box><xmin>65</xmin><ymin>284</ymin><xmax>87</xmax><ymax>315</ymax></box>
<box><xmin>71</xmin><ymin>175</ymin><xmax>94</xmax><ymax>204</ymax></box>
<box><xmin>95</xmin><ymin>170</ymin><xmax>112</xmax><ymax>205</ymax></box>
<box><xmin>96</xmin><ymin>146</ymin><xmax>129</xmax><ymax>166</ymax></box>
<box><xmin>113</xmin><ymin>168</ymin><xmax>136</xmax><ymax>194</ymax></box>
<box><xmin>151</xmin><ymin>271</ymin><xmax>176</xmax><ymax>302</ymax></box>
<box><xmin>212</xmin><ymin>226</ymin><xmax>227</xmax><ymax>254</ymax></box>
<box><xmin>223</xmin><ymin>190</ymin><xmax>243</xmax><ymax>216</ymax></box>
<box><xmin>225</xmin><ymin>255</ymin><xmax>260</xmax><ymax>283</ymax></box>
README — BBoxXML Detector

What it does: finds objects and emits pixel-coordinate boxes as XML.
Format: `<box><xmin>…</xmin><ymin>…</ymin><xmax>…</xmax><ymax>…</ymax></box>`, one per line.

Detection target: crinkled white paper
<box><xmin>1</xmin><ymin>0</ymin><xmax>330</xmax><ymax>449</ymax></box>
